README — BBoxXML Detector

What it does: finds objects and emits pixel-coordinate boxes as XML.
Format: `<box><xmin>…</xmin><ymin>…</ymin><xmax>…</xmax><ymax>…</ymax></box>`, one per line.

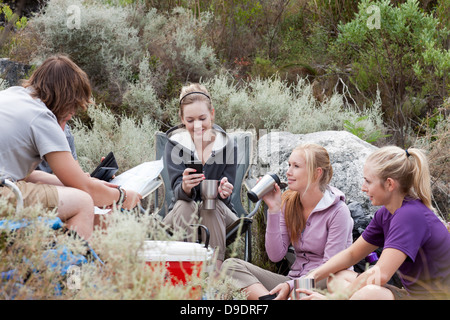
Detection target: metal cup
<box><xmin>201</xmin><ymin>179</ymin><xmax>219</xmax><ymax>210</ymax></box>
<box><xmin>291</xmin><ymin>278</ymin><xmax>315</xmax><ymax>300</ymax></box>
<box><xmin>247</xmin><ymin>173</ymin><xmax>281</xmax><ymax>203</ymax></box>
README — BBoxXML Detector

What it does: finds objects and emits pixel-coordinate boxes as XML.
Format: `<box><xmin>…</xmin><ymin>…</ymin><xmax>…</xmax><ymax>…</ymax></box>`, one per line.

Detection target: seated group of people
<box><xmin>0</xmin><ymin>55</ymin><xmax>449</xmax><ymax>300</ymax></box>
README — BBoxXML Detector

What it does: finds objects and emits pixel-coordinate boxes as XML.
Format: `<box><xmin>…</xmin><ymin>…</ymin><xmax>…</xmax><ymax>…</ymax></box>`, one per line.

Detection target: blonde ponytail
<box><xmin>407</xmin><ymin>148</ymin><xmax>433</xmax><ymax>210</ymax></box>
<box><xmin>282</xmin><ymin>190</ymin><xmax>305</xmax><ymax>244</ymax></box>
<box><xmin>366</xmin><ymin>146</ymin><xmax>433</xmax><ymax>210</ymax></box>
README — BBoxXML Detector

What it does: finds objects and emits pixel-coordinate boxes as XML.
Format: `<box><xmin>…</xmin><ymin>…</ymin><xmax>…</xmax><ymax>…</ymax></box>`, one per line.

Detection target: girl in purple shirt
<box><xmin>223</xmin><ymin>144</ymin><xmax>353</xmax><ymax>299</ymax></box>
<box><xmin>294</xmin><ymin>146</ymin><xmax>450</xmax><ymax>300</ymax></box>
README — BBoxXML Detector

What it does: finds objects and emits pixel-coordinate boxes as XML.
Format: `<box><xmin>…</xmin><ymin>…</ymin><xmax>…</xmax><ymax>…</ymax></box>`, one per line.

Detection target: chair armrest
<box><xmin>142</xmin><ymin>179</ymin><xmax>162</xmax><ymax>198</ymax></box>
<box><xmin>246</xmin><ymin>199</ymin><xmax>263</xmax><ymax>219</ymax></box>
<box><xmin>1</xmin><ymin>178</ymin><xmax>23</xmax><ymax>213</ymax></box>
<box><xmin>139</xmin><ymin>178</ymin><xmax>163</xmax><ymax>214</ymax></box>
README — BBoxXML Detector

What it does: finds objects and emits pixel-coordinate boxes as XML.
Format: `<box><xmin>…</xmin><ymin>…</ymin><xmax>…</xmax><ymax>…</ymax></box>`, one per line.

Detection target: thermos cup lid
<box><xmin>268</xmin><ymin>173</ymin><xmax>281</xmax><ymax>186</ymax></box>
<box><xmin>247</xmin><ymin>190</ymin><xmax>259</xmax><ymax>203</ymax></box>
<box><xmin>365</xmin><ymin>252</ymin><xmax>379</xmax><ymax>264</ymax></box>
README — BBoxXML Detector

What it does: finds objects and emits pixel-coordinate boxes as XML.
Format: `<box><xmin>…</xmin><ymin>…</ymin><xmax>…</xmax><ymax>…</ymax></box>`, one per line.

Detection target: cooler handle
<box><xmin>191</xmin><ymin>224</ymin><xmax>210</xmax><ymax>249</ymax></box>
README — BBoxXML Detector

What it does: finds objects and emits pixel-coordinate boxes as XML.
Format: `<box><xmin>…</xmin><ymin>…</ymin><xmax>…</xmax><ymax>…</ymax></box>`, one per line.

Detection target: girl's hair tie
<box><xmin>405</xmin><ymin>149</ymin><xmax>411</xmax><ymax>158</ymax></box>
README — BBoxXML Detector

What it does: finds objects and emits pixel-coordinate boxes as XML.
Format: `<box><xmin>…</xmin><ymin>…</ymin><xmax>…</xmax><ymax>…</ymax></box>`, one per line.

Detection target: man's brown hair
<box><xmin>23</xmin><ymin>55</ymin><xmax>92</xmax><ymax>122</ymax></box>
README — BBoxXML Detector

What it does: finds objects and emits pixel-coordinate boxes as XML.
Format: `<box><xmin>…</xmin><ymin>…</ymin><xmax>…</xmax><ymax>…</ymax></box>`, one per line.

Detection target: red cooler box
<box><xmin>141</xmin><ymin>240</ymin><xmax>215</xmax><ymax>285</ymax></box>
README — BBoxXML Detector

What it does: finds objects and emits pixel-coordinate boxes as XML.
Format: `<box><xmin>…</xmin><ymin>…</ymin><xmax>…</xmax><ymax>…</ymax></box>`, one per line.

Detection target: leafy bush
<box><xmin>190</xmin><ymin>73</ymin><xmax>387</xmax><ymax>141</ymax></box>
<box><xmin>344</xmin><ymin>115</ymin><xmax>391</xmax><ymax>144</ymax></box>
<box><xmin>0</xmin><ymin>3</ymin><xmax>28</xmax><ymax>32</ymax></box>
<box><xmin>140</xmin><ymin>7</ymin><xmax>218</xmax><ymax>82</ymax></box>
<box><xmin>0</xmin><ymin>2</ymin><xmax>28</xmax><ymax>58</ymax></box>
<box><xmin>28</xmin><ymin>0</ymin><xmax>142</xmax><ymax>106</ymax></box>
<box><xmin>331</xmin><ymin>0</ymin><xmax>449</xmax><ymax>146</ymax></box>
<box><xmin>122</xmin><ymin>54</ymin><xmax>163</xmax><ymax>119</ymax></box>
<box><xmin>27</xmin><ymin>1</ymin><xmax>219</xmax><ymax>112</ymax></box>
<box><xmin>414</xmin><ymin>105</ymin><xmax>449</xmax><ymax>219</ymax></box>
<box><xmin>71</xmin><ymin>105</ymin><xmax>160</xmax><ymax>174</ymax></box>
<box><xmin>204</xmin><ymin>0</ymin><xmax>266</xmax><ymax>63</ymax></box>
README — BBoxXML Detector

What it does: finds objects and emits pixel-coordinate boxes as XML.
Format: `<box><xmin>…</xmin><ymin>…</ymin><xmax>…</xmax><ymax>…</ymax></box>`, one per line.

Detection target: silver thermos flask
<box><xmin>247</xmin><ymin>173</ymin><xmax>281</xmax><ymax>203</ymax></box>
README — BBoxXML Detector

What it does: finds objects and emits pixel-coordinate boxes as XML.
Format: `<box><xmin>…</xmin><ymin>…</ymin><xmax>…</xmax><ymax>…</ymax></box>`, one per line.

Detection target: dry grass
<box><xmin>0</xmin><ymin>199</ymin><xmax>246</xmax><ymax>300</ymax></box>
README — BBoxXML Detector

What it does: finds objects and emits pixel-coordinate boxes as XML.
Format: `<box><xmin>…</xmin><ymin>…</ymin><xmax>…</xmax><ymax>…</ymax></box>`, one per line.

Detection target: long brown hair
<box><xmin>22</xmin><ymin>55</ymin><xmax>92</xmax><ymax>123</ymax></box>
<box><xmin>283</xmin><ymin>144</ymin><xmax>333</xmax><ymax>243</ymax></box>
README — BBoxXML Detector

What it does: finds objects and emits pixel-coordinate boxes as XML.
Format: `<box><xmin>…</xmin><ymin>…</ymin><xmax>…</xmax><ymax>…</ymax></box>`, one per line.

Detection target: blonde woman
<box><xmin>223</xmin><ymin>144</ymin><xmax>353</xmax><ymax>299</ymax></box>
<box><xmin>162</xmin><ymin>83</ymin><xmax>238</xmax><ymax>268</ymax></box>
<box><xmin>296</xmin><ymin>146</ymin><xmax>450</xmax><ymax>300</ymax></box>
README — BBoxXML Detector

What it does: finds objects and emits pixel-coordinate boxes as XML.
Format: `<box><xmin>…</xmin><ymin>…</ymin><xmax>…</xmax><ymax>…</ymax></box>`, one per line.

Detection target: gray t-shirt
<box><xmin>36</xmin><ymin>124</ymin><xmax>78</xmax><ymax>173</ymax></box>
<box><xmin>0</xmin><ymin>86</ymin><xmax>70</xmax><ymax>180</ymax></box>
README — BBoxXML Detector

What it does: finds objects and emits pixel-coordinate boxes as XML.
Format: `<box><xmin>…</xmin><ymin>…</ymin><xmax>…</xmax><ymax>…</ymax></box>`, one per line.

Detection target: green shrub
<box><xmin>344</xmin><ymin>115</ymin><xmax>391</xmax><ymax>144</ymax></box>
<box><xmin>72</xmin><ymin>105</ymin><xmax>160</xmax><ymax>174</ymax></box>
<box><xmin>193</xmin><ymin>73</ymin><xmax>386</xmax><ymax>139</ymax></box>
<box><xmin>0</xmin><ymin>2</ymin><xmax>28</xmax><ymax>57</ymax></box>
<box><xmin>28</xmin><ymin>1</ymin><xmax>218</xmax><ymax>112</ymax></box>
<box><xmin>331</xmin><ymin>0</ymin><xmax>449</xmax><ymax>146</ymax></box>
<box><xmin>250</xmin><ymin>56</ymin><xmax>277</xmax><ymax>79</ymax></box>
<box><xmin>122</xmin><ymin>54</ymin><xmax>163</xmax><ymax>119</ymax></box>
<box><xmin>29</xmin><ymin>0</ymin><xmax>142</xmax><ymax>106</ymax></box>
<box><xmin>414</xmin><ymin>105</ymin><xmax>449</xmax><ymax>219</ymax></box>
<box><xmin>140</xmin><ymin>7</ymin><xmax>218</xmax><ymax>82</ymax></box>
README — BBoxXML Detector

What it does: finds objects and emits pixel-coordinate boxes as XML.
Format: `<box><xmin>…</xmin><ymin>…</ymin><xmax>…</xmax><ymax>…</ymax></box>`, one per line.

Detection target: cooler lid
<box><xmin>140</xmin><ymin>240</ymin><xmax>214</xmax><ymax>262</ymax></box>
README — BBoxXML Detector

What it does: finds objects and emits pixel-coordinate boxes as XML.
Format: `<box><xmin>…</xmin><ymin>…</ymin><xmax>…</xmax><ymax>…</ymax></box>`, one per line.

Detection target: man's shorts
<box><xmin>0</xmin><ymin>181</ymin><xmax>59</xmax><ymax>210</ymax></box>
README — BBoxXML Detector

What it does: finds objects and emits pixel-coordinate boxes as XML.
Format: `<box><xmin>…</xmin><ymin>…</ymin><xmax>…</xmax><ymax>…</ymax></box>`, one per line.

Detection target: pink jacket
<box><xmin>265</xmin><ymin>186</ymin><xmax>353</xmax><ymax>289</ymax></box>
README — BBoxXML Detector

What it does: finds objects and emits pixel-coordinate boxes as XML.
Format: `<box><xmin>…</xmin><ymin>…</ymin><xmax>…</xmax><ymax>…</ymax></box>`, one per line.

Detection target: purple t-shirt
<box><xmin>362</xmin><ymin>198</ymin><xmax>450</xmax><ymax>296</ymax></box>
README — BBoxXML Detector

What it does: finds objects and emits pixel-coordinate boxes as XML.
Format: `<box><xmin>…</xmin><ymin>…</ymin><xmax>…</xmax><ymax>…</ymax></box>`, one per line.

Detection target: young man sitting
<box><xmin>0</xmin><ymin>55</ymin><xmax>141</xmax><ymax>240</ymax></box>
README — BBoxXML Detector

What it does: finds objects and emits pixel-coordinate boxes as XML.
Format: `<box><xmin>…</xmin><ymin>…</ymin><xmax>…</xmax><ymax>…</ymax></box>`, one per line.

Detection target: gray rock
<box><xmin>253</xmin><ymin>130</ymin><xmax>379</xmax><ymax>215</ymax></box>
<box><xmin>0</xmin><ymin>58</ymin><xmax>31</xmax><ymax>86</ymax></box>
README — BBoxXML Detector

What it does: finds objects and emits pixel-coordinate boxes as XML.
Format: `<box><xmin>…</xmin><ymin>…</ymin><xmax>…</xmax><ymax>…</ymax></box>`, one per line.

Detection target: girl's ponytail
<box><xmin>366</xmin><ymin>146</ymin><xmax>433</xmax><ymax>210</ymax></box>
<box><xmin>407</xmin><ymin>148</ymin><xmax>433</xmax><ymax>210</ymax></box>
<box><xmin>282</xmin><ymin>190</ymin><xmax>304</xmax><ymax>244</ymax></box>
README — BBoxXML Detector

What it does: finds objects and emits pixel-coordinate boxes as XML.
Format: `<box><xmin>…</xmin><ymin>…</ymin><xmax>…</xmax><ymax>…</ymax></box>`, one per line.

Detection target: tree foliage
<box><xmin>331</xmin><ymin>0</ymin><xmax>449</xmax><ymax>146</ymax></box>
